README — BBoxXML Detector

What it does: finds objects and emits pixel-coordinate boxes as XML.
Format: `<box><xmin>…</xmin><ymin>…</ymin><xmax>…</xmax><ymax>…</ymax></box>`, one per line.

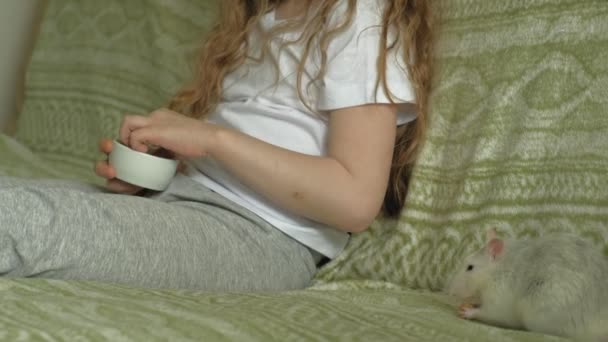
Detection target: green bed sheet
<box><xmin>0</xmin><ymin>276</ymin><xmax>564</xmax><ymax>341</ymax></box>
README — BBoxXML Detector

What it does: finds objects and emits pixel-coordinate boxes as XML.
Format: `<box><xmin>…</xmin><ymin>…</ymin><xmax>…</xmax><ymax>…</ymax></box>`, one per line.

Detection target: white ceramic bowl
<box><xmin>108</xmin><ymin>140</ymin><xmax>178</xmax><ymax>191</ymax></box>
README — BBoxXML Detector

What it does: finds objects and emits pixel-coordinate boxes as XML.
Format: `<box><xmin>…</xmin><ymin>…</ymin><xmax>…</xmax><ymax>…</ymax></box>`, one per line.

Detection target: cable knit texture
<box><xmin>0</xmin><ymin>0</ymin><xmax>605</xmax><ymax>340</ymax></box>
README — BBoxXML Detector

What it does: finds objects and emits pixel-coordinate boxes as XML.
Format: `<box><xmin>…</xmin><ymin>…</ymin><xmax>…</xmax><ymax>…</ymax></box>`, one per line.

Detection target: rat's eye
<box><xmin>466</xmin><ymin>264</ymin><xmax>474</xmax><ymax>271</ymax></box>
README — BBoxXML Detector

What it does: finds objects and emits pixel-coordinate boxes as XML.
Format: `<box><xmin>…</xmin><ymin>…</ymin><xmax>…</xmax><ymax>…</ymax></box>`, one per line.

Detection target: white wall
<box><xmin>0</xmin><ymin>0</ymin><xmax>45</xmax><ymax>134</ymax></box>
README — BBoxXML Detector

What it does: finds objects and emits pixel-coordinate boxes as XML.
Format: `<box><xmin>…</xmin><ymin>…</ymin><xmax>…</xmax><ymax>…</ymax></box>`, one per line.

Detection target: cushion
<box><xmin>315</xmin><ymin>0</ymin><xmax>608</xmax><ymax>290</ymax></box>
<box><xmin>14</xmin><ymin>0</ymin><xmax>218</xmax><ymax>179</ymax></box>
<box><xmin>0</xmin><ymin>2</ymin><xmax>45</xmax><ymax>134</ymax></box>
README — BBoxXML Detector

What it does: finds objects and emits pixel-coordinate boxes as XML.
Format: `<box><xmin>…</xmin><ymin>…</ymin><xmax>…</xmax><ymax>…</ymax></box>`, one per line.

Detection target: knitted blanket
<box><xmin>0</xmin><ymin>0</ymin><xmax>604</xmax><ymax>340</ymax></box>
<box><xmin>316</xmin><ymin>0</ymin><xmax>608</xmax><ymax>289</ymax></box>
<box><xmin>1</xmin><ymin>0</ymin><xmax>606</xmax><ymax>292</ymax></box>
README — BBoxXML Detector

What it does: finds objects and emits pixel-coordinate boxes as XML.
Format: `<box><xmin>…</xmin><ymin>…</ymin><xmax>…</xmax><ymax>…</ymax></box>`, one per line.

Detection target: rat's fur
<box><xmin>445</xmin><ymin>232</ymin><xmax>608</xmax><ymax>341</ymax></box>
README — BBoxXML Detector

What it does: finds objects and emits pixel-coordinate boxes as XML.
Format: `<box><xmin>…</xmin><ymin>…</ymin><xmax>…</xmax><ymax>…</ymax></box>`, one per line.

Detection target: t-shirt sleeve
<box><xmin>316</xmin><ymin>1</ymin><xmax>416</xmax><ymax>124</ymax></box>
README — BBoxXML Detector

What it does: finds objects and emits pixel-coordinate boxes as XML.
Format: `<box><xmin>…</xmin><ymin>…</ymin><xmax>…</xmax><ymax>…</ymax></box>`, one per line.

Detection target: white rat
<box><xmin>444</xmin><ymin>229</ymin><xmax>608</xmax><ymax>341</ymax></box>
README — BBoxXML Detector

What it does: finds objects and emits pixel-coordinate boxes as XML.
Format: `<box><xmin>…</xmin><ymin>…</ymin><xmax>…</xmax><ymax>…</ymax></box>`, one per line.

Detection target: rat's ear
<box><xmin>486</xmin><ymin>238</ymin><xmax>504</xmax><ymax>261</ymax></box>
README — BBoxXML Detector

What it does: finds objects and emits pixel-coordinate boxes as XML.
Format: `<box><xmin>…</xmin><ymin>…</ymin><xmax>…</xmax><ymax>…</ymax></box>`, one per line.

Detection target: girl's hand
<box><xmin>119</xmin><ymin>109</ymin><xmax>218</xmax><ymax>159</ymax></box>
<box><xmin>94</xmin><ymin>138</ymin><xmax>143</xmax><ymax>194</ymax></box>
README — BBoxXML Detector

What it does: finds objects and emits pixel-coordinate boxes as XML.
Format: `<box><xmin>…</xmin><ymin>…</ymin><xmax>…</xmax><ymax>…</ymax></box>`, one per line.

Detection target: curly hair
<box><xmin>169</xmin><ymin>0</ymin><xmax>436</xmax><ymax>217</ymax></box>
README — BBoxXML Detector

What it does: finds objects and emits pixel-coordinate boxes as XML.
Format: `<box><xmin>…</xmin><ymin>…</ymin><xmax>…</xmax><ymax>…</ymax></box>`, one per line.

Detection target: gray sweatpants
<box><xmin>0</xmin><ymin>174</ymin><xmax>320</xmax><ymax>291</ymax></box>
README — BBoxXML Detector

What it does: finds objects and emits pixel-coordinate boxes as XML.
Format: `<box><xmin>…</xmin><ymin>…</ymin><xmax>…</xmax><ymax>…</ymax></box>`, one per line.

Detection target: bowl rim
<box><xmin>112</xmin><ymin>139</ymin><xmax>178</xmax><ymax>164</ymax></box>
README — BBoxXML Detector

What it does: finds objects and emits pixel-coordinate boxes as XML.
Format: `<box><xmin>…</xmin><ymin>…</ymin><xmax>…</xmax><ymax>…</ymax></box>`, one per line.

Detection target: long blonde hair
<box><xmin>169</xmin><ymin>0</ymin><xmax>435</xmax><ymax>217</ymax></box>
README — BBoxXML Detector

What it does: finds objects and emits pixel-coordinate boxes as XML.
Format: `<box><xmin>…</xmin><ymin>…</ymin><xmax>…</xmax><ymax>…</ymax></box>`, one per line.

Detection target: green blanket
<box><xmin>316</xmin><ymin>0</ymin><xmax>608</xmax><ymax>289</ymax></box>
<box><xmin>1</xmin><ymin>0</ymin><xmax>606</xmax><ymax>340</ymax></box>
<box><xmin>0</xmin><ymin>279</ymin><xmax>564</xmax><ymax>341</ymax></box>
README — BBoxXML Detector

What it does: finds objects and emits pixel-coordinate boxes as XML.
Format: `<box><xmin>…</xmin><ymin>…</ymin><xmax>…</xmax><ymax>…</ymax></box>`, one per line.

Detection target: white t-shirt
<box><xmin>185</xmin><ymin>0</ymin><xmax>416</xmax><ymax>259</ymax></box>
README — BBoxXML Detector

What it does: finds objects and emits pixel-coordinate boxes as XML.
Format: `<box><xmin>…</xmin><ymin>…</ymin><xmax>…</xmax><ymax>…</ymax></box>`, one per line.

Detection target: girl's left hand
<box><xmin>119</xmin><ymin>108</ymin><xmax>218</xmax><ymax>159</ymax></box>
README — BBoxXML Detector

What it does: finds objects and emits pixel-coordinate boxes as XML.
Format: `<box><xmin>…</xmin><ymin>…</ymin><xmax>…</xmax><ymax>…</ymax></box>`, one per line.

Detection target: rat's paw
<box><xmin>458</xmin><ymin>303</ymin><xmax>479</xmax><ymax>319</ymax></box>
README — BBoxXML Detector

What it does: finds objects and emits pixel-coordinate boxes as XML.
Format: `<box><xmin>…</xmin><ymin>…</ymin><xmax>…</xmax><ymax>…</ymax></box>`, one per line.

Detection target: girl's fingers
<box><xmin>95</xmin><ymin>160</ymin><xmax>116</xmax><ymax>179</ymax></box>
<box><xmin>119</xmin><ymin>115</ymin><xmax>150</xmax><ymax>147</ymax></box>
<box><xmin>99</xmin><ymin>138</ymin><xmax>113</xmax><ymax>154</ymax></box>
<box><xmin>96</xmin><ymin>134</ymin><xmax>143</xmax><ymax>195</ymax></box>
<box><xmin>96</xmin><ymin>161</ymin><xmax>141</xmax><ymax>194</ymax></box>
<box><xmin>106</xmin><ymin>179</ymin><xmax>141</xmax><ymax>194</ymax></box>
<box><xmin>129</xmin><ymin>127</ymin><xmax>161</xmax><ymax>153</ymax></box>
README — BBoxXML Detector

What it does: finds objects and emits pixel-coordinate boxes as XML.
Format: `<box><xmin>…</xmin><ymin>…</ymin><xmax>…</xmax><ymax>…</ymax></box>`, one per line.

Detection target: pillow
<box><xmin>0</xmin><ymin>1</ymin><xmax>45</xmax><ymax>135</ymax></box>
<box><xmin>315</xmin><ymin>0</ymin><xmax>608</xmax><ymax>290</ymax></box>
<box><xmin>14</xmin><ymin>0</ymin><xmax>218</xmax><ymax>178</ymax></box>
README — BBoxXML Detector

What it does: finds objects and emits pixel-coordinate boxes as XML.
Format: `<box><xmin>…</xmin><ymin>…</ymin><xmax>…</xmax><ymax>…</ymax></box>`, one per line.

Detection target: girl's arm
<box><xmin>210</xmin><ymin>104</ymin><xmax>397</xmax><ymax>233</ymax></box>
<box><xmin>121</xmin><ymin>104</ymin><xmax>397</xmax><ymax>233</ymax></box>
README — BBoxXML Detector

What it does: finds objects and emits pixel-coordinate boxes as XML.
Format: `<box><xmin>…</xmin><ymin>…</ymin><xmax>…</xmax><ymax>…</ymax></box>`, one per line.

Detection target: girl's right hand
<box><xmin>94</xmin><ymin>138</ymin><xmax>143</xmax><ymax>194</ymax></box>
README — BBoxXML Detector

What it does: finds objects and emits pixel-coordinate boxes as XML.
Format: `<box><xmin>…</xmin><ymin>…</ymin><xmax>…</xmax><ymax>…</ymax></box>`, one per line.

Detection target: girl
<box><xmin>1</xmin><ymin>0</ymin><xmax>433</xmax><ymax>291</ymax></box>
